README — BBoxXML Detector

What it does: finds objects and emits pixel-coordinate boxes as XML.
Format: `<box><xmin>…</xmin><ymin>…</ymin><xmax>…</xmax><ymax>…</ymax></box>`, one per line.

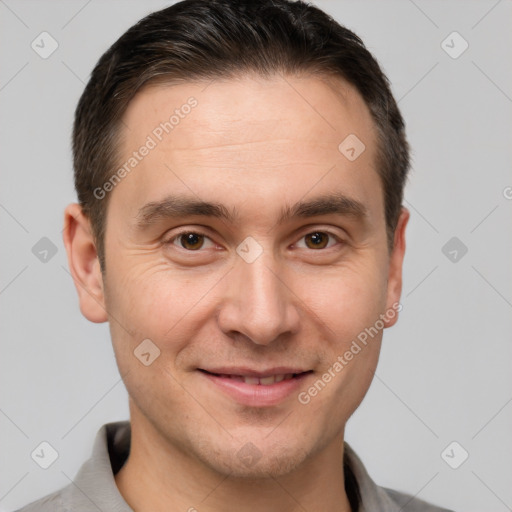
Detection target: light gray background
<box><xmin>1</xmin><ymin>1</ymin><xmax>511</xmax><ymax>511</ymax></box>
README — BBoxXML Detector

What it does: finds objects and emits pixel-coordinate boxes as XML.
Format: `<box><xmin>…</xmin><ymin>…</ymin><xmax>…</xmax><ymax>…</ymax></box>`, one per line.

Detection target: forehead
<box><xmin>122</xmin><ymin>73</ymin><xmax>376</xmax><ymax>151</ymax></box>
<box><xmin>113</xmin><ymin>73</ymin><xmax>382</xmax><ymax>226</ymax></box>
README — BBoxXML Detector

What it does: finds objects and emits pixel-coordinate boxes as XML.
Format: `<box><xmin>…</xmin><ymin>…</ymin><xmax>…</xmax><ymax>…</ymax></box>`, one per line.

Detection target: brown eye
<box><xmin>166</xmin><ymin>230</ymin><xmax>216</xmax><ymax>252</ymax></box>
<box><xmin>304</xmin><ymin>232</ymin><xmax>330</xmax><ymax>249</ymax></box>
<box><xmin>178</xmin><ymin>232</ymin><xmax>205</xmax><ymax>250</ymax></box>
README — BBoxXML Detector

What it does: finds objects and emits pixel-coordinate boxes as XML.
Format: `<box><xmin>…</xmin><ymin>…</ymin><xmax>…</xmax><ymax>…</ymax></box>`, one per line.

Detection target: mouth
<box><xmin>197</xmin><ymin>368</ymin><xmax>314</xmax><ymax>406</ymax></box>
<box><xmin>198</xmin><ymin>369</ymin><xmax>309</xmax><ymax>385</ymax></box>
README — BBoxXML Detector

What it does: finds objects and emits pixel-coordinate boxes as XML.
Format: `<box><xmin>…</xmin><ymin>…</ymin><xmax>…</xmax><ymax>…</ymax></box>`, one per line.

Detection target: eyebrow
<box><xmin>134</xmin><ymin>192</ymin><xmax>368</xmax><ymax>230</ymax></box>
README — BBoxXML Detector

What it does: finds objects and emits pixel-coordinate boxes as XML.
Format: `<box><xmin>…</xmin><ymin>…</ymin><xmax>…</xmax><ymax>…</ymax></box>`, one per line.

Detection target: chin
<box><xmin>194</xmin><ymin>435</ymin><xmax>312</xmax><ymax>479</ymax></box>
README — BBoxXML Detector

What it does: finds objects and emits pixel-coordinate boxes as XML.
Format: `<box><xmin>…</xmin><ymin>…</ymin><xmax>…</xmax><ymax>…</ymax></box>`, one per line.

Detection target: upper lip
<box><xmin>199</xmin><ymin>367</ymin><xmax>311</xmax><ymax>377</ymax></box>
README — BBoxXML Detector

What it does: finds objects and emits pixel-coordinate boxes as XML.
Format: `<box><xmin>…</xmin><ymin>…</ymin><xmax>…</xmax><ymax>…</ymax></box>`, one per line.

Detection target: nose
<box><xmin>217</xmin><ymin>250</ymin><xmax>301</xmax><ymax>346</ymax></box>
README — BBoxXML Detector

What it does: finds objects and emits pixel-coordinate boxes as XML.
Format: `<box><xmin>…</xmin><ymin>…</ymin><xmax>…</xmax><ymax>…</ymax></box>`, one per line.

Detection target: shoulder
<box><xmin>343</xmin><ymin>442</ymin><xmax>454</xmax><ymax>512</ymax></box>
<box><xmin>12</xmin><ymin>421</ymin><xmax>132</xmax><ymax>512</ymax></box>
<box><xmin>382</xmin><ymin>486</ymin><xmax>455</xmax><ymax>512</ymax></box>
<box><xmin>13</xmin><ymin>488</ymin><xmax>65</xmax><ymax>512</ymax></box>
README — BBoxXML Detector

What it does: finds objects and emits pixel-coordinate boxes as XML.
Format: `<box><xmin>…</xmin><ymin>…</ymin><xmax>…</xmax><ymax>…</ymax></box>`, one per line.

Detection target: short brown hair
<box><xmin>73</xmin><ymin>0</ymin><xmax>410</xmax><ymax>272</ymax></box>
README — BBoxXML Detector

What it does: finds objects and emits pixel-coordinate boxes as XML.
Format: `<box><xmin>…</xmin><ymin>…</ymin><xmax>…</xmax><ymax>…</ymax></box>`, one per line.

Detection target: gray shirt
<box><xmin>15</xmin><ymin>421</ymin><xmax>453</xmax><ymax>512</ymax></box>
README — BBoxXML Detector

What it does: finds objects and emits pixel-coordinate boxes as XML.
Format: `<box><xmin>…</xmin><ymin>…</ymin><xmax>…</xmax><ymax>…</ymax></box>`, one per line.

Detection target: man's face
<box><xmin>81</xmin><ymin>74</ymin><xmax>407</xmax><ymax>477</ymax></box>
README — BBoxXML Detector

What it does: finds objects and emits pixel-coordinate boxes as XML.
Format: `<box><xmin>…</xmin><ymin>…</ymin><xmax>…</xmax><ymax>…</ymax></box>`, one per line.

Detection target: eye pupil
<box><xmin>305</xmin><ymin>232</ymin><xmax>328</xmax><ymax>249</ymax></box>
<box><xmin>180</xmin><ymin>233</ymin><xmax>204</xmax><ymax>250</ymax></box>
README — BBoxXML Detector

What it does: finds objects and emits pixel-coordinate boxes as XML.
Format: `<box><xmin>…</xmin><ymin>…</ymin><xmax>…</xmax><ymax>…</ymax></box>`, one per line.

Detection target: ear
<box><xmin>383</xmin><ymin>206</ymin><xmax>410</xmax><ymax>328</ymax></box>
<box><xmin>62</xmin><ymin>203</ymin><xmax>108</xmax><ymax>323</ymax></box>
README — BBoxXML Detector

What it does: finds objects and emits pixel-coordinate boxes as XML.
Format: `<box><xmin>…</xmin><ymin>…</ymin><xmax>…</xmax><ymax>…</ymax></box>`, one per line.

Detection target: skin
<box><xmin>63</xmin><ymin>73</ymin><xmax>409</xmax><ymax>512</ymax></box>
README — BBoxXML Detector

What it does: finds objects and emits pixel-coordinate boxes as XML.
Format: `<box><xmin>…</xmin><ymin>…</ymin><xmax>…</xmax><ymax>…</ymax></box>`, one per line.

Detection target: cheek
<box><xmin>301</xmin><ymin>256</ymin><xmax>389</xmax><ymax>339</ymax></box>
<box><xmin>103</xmin><ymin>261</ymin><xmax>223</xmax><ymax>358</ymax></box>
<box><xmin>299</xmin><ymin>270</ymin><xmax>385</xmax><ymax>425</ymax></box>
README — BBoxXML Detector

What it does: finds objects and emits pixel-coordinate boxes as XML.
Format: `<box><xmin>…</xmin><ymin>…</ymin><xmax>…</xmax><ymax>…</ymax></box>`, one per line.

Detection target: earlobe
<box><xmin>62</xmin><ymin>203</ymin><xmax>108</xmax><ymax>323</ymax></box>
<box><xmin>384</xmin><ymin>206</ymin><xmax>410</xmax><ymax>328</ymax></box>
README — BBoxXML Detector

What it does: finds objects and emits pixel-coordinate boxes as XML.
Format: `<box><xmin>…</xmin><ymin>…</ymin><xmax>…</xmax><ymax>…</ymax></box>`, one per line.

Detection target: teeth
<box><xmin>240</xmin><ymin>374</ymin><xmax>296</xmax><ymax>385</ymax></box>
<box><xmin>227</xmin><ymin>374</ymin><xmax>244</xmax><ymax>382</ymax></box>
<box><xmin>211</xmin><ymin>372</ymin><xmax>304</xmax><ymax>385</ymax></box>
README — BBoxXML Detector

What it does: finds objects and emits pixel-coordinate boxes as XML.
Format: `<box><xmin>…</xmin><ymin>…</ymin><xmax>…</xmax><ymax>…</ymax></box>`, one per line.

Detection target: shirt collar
<box><xmin>60</xmin><ymin>420</ymin><xmax>401</xmax><ymax>512</ymax></box>
<box><xmin>60</xmin><ymin>421</ymin><xmax>132</xmax><ymax>512</ymax></box>
<box><xmin>343</xmin><ymin>443</ymin><xmax>402</xmax><ymax>511</ymax></box>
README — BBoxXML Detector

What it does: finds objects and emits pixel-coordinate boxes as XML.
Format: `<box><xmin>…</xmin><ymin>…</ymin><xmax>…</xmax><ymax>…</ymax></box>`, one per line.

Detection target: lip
<box><xmin>200</xmin><ymin>366</ymin><xmax>310</xmax><ymax>377</ymax></box>
<box><xmin>198</xmin><ymin>368</ymin><xmax>313</xmax><ymax>407</ymax></box>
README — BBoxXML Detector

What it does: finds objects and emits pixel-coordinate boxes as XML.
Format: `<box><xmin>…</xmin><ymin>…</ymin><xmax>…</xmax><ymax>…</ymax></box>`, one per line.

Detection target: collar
<box><xmin>60</xmin><ymin>420</ymin><xmax>403</xmax><ymax>512</ymax></box>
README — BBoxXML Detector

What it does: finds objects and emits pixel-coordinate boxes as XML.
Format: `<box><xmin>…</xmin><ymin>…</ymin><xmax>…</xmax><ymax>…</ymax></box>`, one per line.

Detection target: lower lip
<box><xmin>199</xmin><ymin>371</ymin><xmax>312</xmax><ymax>407</ymax></box>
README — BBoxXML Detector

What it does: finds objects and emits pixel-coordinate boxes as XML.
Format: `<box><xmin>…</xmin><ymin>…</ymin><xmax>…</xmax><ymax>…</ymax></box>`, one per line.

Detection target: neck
<box><xmin>115</xmin><ymin>408</ymin><xmax>353</xmax><ymax>512</ymax></box>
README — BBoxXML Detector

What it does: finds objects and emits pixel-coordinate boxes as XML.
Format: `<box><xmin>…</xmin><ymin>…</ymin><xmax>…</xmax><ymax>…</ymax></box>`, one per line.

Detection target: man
<box><xmin>16</xmin><ymin>0</ymin><xmax>452</xmax><ymax>510</ymax></box>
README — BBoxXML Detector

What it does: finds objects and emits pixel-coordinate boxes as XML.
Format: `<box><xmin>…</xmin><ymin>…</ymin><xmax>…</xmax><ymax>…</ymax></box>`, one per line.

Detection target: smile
<box><xmin>197</xmin><ymin>368</ymin><xmax>313</xmax><ymax>406</ymax></box>
<box><xmin>203</xmin><ymin>372</ymin><xmax>302</xmax><ymax>385</ymax></box>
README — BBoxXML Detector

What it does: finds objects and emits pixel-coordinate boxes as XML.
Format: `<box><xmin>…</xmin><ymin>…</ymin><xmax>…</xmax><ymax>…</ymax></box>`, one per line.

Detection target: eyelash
<box><xmin>165</xmin><ymin>229</ymin><xmax>344</xmax><ymax>252</ymax></box>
